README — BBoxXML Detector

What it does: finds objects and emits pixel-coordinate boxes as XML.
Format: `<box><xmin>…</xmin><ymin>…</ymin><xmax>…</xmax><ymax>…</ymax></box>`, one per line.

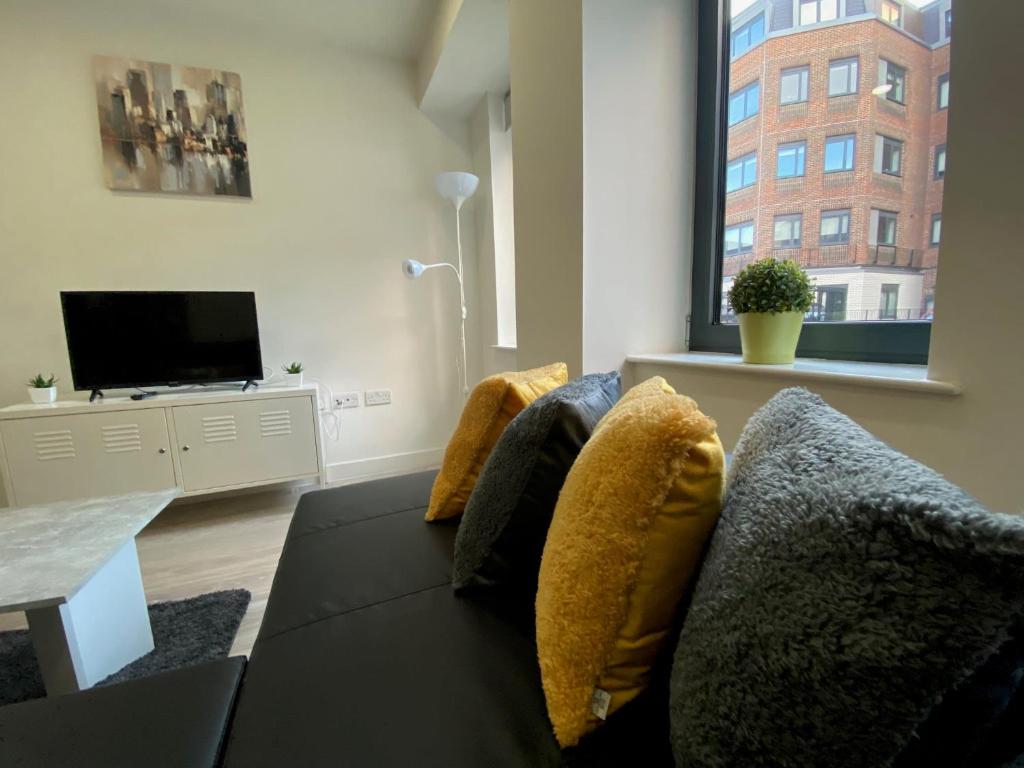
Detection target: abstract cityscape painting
<box><xmin>93</xmin><ymin>56</ymin><xmax>251</xmax><ymax>197</ymax></box>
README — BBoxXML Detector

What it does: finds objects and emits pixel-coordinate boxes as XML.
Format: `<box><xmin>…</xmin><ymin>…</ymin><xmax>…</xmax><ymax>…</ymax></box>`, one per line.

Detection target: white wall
<box><xmin>0</xmin><ymin>0</ymin><xmax>481</xmax><ymax>500</ymax></box>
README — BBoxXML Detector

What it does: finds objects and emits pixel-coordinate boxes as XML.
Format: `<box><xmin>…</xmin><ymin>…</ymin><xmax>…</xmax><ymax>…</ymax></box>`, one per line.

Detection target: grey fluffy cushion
<box><xmin>453</xmin><ymin>372</ymin><xmax>621</xmax><ymax>597</ymax></box>
<box><xmin>669</xmin><ymin>387</ymin><xmax>1024</xmax><ymax>768</ymax></box>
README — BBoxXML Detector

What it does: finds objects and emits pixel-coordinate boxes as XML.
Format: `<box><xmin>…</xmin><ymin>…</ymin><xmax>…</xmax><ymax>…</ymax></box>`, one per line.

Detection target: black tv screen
<box><xmin>61</xmin><ymin>291</ymin><xmax>263</xmax><ymax>391</ymax></box>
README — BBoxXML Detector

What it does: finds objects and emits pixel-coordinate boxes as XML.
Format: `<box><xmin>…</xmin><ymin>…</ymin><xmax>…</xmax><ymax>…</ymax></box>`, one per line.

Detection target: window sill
<box><xmin>625</xmin><ymin>352</ymin><xmax>960</xmax><ymax>395</ymax></box>
<box><xmin>491</xmin><ymin>344</ymin><xmax>517</xmax><ymax>352</ymax></box>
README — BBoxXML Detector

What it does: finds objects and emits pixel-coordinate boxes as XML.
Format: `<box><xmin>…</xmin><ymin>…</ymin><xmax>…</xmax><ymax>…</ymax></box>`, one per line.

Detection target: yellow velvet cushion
<box><xmin>535</xmin><ymin>376</ymin><xmax>725</xmax><ymax>747</ymax></box>
<box><xmin>425</xmin><ymin>362</ymin><xmax>568</xmax><ymax>522</ymax></box>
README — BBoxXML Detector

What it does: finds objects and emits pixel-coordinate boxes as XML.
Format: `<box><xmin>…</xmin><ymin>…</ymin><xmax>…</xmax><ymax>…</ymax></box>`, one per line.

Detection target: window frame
<box><xmin>776</xmin><ymin>140</ymin><xmax>807</xmax><ymax>178</ymax></box>
<box><xmin>726</xmin><ymin>151</ymin><xmax>758</xmax><ymax>192</ymax></box>
<box><xmin>828</xmin><ymin>57</ymin><xmax>859</xmax><ymax>96</ymax></box>
<box><xmin>820</xmin><ymin>208</ymin><xmax>852</xmax><ymax>246</ymax></box>
<box><xmin>934</xmin><ymin>143</ymin><xmax>946</xmax><ymax>180</ymax></box>
<box><xmin>689</xmin><ymin>0</ymin><xmax>930</xmax><ymax>364</ymax></box>
<box><xmin>824</xmin><ymin>133</ymin><xmax>856</xmax><ymax>173</ymax></box>
<box><xmin>878</xmin><ymin>134</ymin><xmax>904</xmax><ymax>177</ymax></box>
<box><xmin>937</xmin><ymin>73</ymin><xmax>949</xmax><ymax>110</ymax></box>
<box><xmin>773</xmin><ymin>213</ymin><xmax>803</xmax><ymax>248</ymax></box>
<box><xmin>930</xmin><ymin>213</ymin><xmax>942</xmax><ymax>246</ymax></box>
<box><xmin>880</xmin><ymin>0</ymin><xmax>903</xmax><ymax>28</ymax></box>
<box><xmin>880</xmin><ymin>59</ymin><xmax>906</xmax><ymax>104</ymax></box>
<box><xmin>799</xmin><ymin>0</ymin><xmax>838</xmax><ymax>27</ymax></box>
<box><xmin>873</xmin><ymin>209</ymin><xmax>898</xmax><ymax>246</ymax></box>
<box><xmin>728</xmin><ymin>80</ymin><xmax>760</xmax><ymax>126</ymax></box>
<box><xmin>730</xmin><ymin>13</ymin><xmax>765</xmax><ymax>59</ymax></box>
<box><xmin>779</xmin><ymin>65</ymin><xmax>810</xmax><ymax>105</ymax></box>
<box><xmin>880</xmin><ymin>284</ymin><xmax>900</xmax><ymax>320</ymax></box>
<box><xmin>723</xmin><ymin>220</ymin><xmax>755</xmax><ymax>256</ymax></box>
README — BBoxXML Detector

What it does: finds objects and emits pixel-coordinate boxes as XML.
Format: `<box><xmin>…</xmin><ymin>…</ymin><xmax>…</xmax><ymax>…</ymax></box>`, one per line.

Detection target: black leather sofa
<box><xmin>0</xmin><ymin>471</ymin><xmax>674</xmax><ymax>767</ymax></box>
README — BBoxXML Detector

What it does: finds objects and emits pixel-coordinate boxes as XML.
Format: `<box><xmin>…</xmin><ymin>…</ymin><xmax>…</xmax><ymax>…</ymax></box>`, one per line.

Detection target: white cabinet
<box><xmin>0</xmin><ymin>386</ymin><xmax>325</xmax><ymax>507</ymax></box>
<box><xmin>0</xmin><ymin>410</ymin><xmax>175</xmax><ymax>506</ymax></box>
<box><xmin>172</xmin><ymin>398</ymin><xmax>319</xmax><ymax>492</ymax></box>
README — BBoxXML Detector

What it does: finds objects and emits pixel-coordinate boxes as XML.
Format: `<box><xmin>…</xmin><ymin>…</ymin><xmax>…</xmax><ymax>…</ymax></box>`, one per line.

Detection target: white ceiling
<box><xmin>150</xmin><ymin>0</ymin><xmax>441</xmax><ymax>60</ymax></box>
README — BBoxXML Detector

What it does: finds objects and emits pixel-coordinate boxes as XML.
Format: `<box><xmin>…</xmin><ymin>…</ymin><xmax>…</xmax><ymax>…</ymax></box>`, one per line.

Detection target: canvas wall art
<box><xmin>93</xmin><ymin>55</ymin><xmax>251</xmax><ymax>197</ymax></box>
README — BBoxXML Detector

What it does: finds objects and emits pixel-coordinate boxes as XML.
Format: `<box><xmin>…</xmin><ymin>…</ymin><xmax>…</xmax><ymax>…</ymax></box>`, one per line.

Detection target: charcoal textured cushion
<box><xmin>669</xmin><ymin>387</ymin><xmax>1024</xmax><ymax>768</ymax></box>
<box><xmin>453</xmin><ymin>372</ymin><xmax>621</xmax><ymax>597</ymax></box>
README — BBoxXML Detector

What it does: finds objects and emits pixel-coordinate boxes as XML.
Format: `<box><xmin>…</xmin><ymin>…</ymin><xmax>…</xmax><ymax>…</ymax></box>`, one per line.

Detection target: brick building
<box><xmin>722</xmin><ymin>0</ymin><xmax>951</xmax><ymax>323</ymax></box>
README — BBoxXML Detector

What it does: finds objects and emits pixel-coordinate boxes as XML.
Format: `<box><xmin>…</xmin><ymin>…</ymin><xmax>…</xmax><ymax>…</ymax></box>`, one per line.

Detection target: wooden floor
<box><xmin>0</xmin><ymin>485</ymin><xmax>306</xmax><ymax>657</ymax></box>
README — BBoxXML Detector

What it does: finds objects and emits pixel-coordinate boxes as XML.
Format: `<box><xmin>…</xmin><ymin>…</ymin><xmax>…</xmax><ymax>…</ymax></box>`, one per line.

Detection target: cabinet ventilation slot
<box><xmin>202</xmin><ymin>415</ymin><xmax>238</xmax><ymax>443</ymax></box>
<box><xmin>102</xmin><ymin>423</ymin><xmax>142</xmax><ymax>453</ymax></box>
<box><xmin>33</xmin><ymin>429</ymin><xmax>76</xmax><ymax>461</ymax></box>
<box><xmin>260</xmin><ymin>410</ymin><xmax>292</xmax><ymax>437</ymax></box>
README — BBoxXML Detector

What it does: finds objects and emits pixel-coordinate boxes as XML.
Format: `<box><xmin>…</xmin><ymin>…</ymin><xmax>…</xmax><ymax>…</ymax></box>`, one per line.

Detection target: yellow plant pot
<box><xmin>737</xmin><ymin>311</ymin><xmax>805</xmax><ymax>364</ymax></box>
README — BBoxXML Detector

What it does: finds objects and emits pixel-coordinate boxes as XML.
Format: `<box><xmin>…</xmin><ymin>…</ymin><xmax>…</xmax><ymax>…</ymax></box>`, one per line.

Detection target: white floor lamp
<box><xmin>402</xmin><ymin>171</ymin><xmax>479</xmax><ymax>396</ymax></box>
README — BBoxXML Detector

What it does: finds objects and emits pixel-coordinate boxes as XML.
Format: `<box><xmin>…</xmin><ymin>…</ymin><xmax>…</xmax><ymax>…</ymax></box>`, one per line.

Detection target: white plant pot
<box><xmin>28</xmin><ymin>386</ymin><xmax>57</xmax><ymax>404</ymax></box>
<box><xmin>284</xmin><ymin>372</ymin><xmax>303</xmax><ymax>387</ymax></box>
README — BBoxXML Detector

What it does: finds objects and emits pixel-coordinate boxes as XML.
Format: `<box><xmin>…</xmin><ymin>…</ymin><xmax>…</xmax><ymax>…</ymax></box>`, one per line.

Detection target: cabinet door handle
<box><xmin>182</xmin><ymin>445</ymin><xmax>191</xmax><ymax>451</ymax></box>
<box><xmin>158</xmin><ymin>448</ymin><xmax>167</xmax><ymax>454</ymax></box>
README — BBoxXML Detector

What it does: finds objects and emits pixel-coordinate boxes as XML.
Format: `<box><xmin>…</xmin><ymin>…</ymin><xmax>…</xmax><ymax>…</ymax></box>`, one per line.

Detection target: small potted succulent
<box><xmin>282</xmin><ymin>362</ymin><xmax>304</xmax><ymax>387</ymax></box>
<box><xmin>27</xmin><ymin>374</ymin><xmax>59</xmax><ymax>404</ymax></box>
<box><xmin>728</xmin><ymin>259</ymin><xmax>814</xmax><ymax>364</ymax></box>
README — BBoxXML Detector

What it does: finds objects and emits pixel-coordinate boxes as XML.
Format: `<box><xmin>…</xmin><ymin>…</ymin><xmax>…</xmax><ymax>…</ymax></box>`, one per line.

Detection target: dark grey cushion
<box><xmin>452</xmin><ymin>372</ymin><xmax>621</xmax><ymax>597</ymax></box>
<box><xmin>669</xmin><ymin>387</ymin><xmax>1024</xmax><ymax>768</ymax></box>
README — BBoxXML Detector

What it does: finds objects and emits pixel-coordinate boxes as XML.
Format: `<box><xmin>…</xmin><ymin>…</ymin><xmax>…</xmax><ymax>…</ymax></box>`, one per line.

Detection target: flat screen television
<box><xmin>61</xmin><ymin>291</ymin><xmax>263</xmax><ymax>392</ymax></box>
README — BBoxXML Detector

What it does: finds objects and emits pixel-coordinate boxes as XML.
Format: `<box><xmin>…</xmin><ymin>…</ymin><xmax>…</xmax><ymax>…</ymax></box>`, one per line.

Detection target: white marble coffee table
<box><xmin>0</xmin><ymin>489</ymin><xmax>179</xmax><ymax>695</ymax></box>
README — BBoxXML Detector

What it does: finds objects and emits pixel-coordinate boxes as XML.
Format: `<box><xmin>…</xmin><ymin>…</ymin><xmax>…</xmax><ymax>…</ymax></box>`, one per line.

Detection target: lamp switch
<box><xmin>365</xmin><ymin>389</ymin><xmax>391</xmax><ymax>406</ymax></box>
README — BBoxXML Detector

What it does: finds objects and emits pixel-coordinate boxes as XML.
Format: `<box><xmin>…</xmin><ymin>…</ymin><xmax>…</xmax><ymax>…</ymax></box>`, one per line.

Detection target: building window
<box><xmin>731</xmin><ymin>14</ymin><xmax>765</xmax><ymax>59</ymax></box>
<box><xmin>880</xmin><ymin>0</ymin><xmax>902</xmax><ymax>27</ymax></box>
<box><xmin>931</xmin><ymin>214</ymin><xmax>942</xmax><ymax>245</ymax></box>
<box><xmin>879</xmin><ymin>59</ymin><xmax>906</xmax><ymax>104</ymax></box>
<box><xmin>937</xmin><ymin>73</ymin><xmax>949</xmax><ymax>110</ymax></box>
<box><xmin>726</xmin><ymin>152</ymin><xmax>757</xmax><ymax>192</ymax></box>
<box><xmin>728</xmin><ymin>81</ymin><xmax>760</xmax><ymax>126</ymax></box>
<box><xmin>820</xmin><ymin>209</ymin><xmax>851</xmax><ymax>245</ymax></box>
<box><xmin>876</xmin><ymin>135</ymin><xmax>903</xmax><ymax>176</ymax></box>
<box><xmin>880</xmin><ymin>284</ymin><xmax>900</xmax><ymax>320</ymax></box>
<box><xmin>780</xmin><ymin>66</ymin><xmax>810</xmax><ymax>105</ymax></box>
<box><xmin>935</xmin><ymin>144</ymin><xmax>946</xmax><ymax>180</ymax></box>
<box><xmin>724</xmin><ymin>221</ymin><xmax>755</xmax><ymax>256</ymax></box>
<box><xmin>774</xmin><ymin>214</ymin><xmax>803</xmax><ymax>248</ymax></box>
<box><xmin>824</xmin><ymin>134</ymin><xmax>855</xmax><ymax>172</ymax></box>
<box><xmin>799</xmin><ymin>0</ymin><xmax>838</xmax><ymax>26</ymax></box>
<box><xmin>777</xmin><ymin>141</ymin><xmax>807</xmax><ymax>178</ymax></box>
<box><xmin>828</xmin><ymin>57</ymin><xmax>859</xmax><ymax>96</ymax></box>
<box><xmin>809</xmin><ymin>285</ymin><xmax>848</xmax><ymax>322</ymax></box>
<box><xmin>945</xmin><ymin>9</ymin><xmax>952</xmax><ymax>38</ymax></box>
<box><xmin>689</xmin><ymin>0</ymin><xmax>951</xmax><ymax>363</ymax></box>
<box><xmin>873</xmin><ymin>209</ymin><xmax>898</xmax><ymax>246</ymax></box>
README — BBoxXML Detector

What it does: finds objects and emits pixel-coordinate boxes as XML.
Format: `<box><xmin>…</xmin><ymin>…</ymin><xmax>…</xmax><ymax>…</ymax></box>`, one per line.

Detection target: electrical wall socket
<box><xmin>364</xmin><ymin>389</ymin><xmax>392</xmax><ymax>406</ymax></box>
<box><xmin>335</xmin><ymin>392</ymin><xmax>360</xmax><ymax>409</ymax></box>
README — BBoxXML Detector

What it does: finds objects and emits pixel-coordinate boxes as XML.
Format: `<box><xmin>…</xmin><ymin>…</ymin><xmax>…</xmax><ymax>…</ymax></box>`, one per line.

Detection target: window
<box><xmin>800</xmin><ymin>0</ymin><xmax>838</xmax><ymax>26</ymax></box>
<box><xmin>828</xmin><ymin>58</ymin><xmax>859</xmax><ymax>96</ymax></box>
<box><xmin>931</xmin><ymin>214</ymin><xmax>942</xmax><ymax>246</ymax></box>
<box><xmin>876</xmin><ymin>135</ymin><xmax>903</xmax><ymax>176</ymax></box>
<box><xmin>934</xmin><ymin>144</ymin><xmax>946</xmax><ymax>180</ymax></box>
<box><xmin>724</xmin><ymin>221</ymin><xmax>755</xmax><ymax>255</ymax></box>
<box><xmin>690</xmin><ymin>0</ymin><xmax>948</xmax><ymax>363</ymax></box>
<box><xmin>726</xmin><ymin>153</ymin><xmax>757</xmax><ymax>192</ymax></box>
<box><xmin>809</xmin><ymin>285</ymin><xmax>848</xmax><ymax>322</ymax></box>
<box><xmin>879</xmin><ymin>59</ymin><xmax>906</xmax><ymax>104</ymax></box>
<box><xmin>824</xmin><ymin>134</ymin><xmax>855</xmax><ymax>172</ymax></box>
<box><xmin>945</xmin><ymin>9</ymin><xmax>952</xmax><ymax>38</ymax></box>
<box><xmin>774</xmin><ymin>214</ymin><xmax>803</xmax><ymax>248</ymax></box>
<box><xmin>820</xmin><ymin>209</ymin><xmax>851</xmax><ymax>245</ymax></box>
<box><xmin>873</xmin><ymin>209</ymin><xmax>898</xmax><ymax>246</ymax></box>
<box><xmin>937</xmin><ymin>73</ymin><xmax>949</xmax><ymax>110</ymax></box>
<box><xmin>780</xmin><ymin>66</ymin><xmax>810</xmax><ymax>105</ymax></box>
<box><xmin>731</xmin><ymin>14</ymin><xmax>765</xmax><ymax>59</ymax></box>
<box><xmin>777</xmin><ymin>141</ymin><xmax>806</xmax><ymax>178</ymax></box>
<box><xmin>728</xmin><ymin>81</ymin><xmax>760</xmax><ymax>126</ymax></box>
<box><xmin>880</xmin><ymin>284</ymin><xmax>900</xmax><ymax>320</ymax></box>
<box><xmin>880</xmin><ymin>0</ymin><xmax>902</xmax><ymax>27</ymax></box>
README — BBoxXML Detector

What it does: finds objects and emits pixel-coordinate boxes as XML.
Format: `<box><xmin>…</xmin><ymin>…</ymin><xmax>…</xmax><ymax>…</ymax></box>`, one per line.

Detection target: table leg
<box><xmin>26</xmin><ymin>538</ymin><xmax>154</xmax><ymax>695</ymax></box>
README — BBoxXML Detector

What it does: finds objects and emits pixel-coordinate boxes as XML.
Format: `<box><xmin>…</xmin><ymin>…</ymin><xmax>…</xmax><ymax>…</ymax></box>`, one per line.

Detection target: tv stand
<box><xmin>242</xmin><ymin>380</ymin><xmax>259</xmax><ymax>392</ymax></box>
<box><xmin>89</xmin><ymin>390</ymin><xmax>104</xmax><ymax>403</ymax></box>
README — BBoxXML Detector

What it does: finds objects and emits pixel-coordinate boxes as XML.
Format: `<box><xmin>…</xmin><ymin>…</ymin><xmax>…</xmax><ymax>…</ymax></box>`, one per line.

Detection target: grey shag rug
<box><xmin>669</xmin><ymin>388</ymin><xmax>1024</xmax><ymax>768</ymax></box>
<box><xmin>0</xmin><ymin>589</ymin><xmax>250</xmax><ymax>707</ymax></box>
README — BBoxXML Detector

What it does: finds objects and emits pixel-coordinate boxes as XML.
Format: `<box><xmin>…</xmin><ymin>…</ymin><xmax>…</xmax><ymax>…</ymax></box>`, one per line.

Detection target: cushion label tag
<box><xmin>590</xmin><ymin>688</ymin><xmax>611</xmax><ymax>720</ymax></box>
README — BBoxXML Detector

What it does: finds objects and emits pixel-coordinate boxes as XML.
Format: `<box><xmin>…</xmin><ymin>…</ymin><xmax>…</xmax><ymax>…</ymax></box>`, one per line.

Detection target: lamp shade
<box><xmin>435</xmin><ymin>172</ymin><xmax>479</xmax><ymax>209</ymax></box>
<box><xmin>402</xmin><ymin>259</ymin><xmax>425</xmax><ymax>278</ymax></box>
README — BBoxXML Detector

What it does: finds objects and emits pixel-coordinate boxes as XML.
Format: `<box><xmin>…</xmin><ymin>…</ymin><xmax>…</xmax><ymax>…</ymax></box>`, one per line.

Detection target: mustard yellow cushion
<box><xmin>535</xmin><ymin>376</ymin><xmax>725</xmax><ymax>747</ymax></box>
<box><xmin>425</xmin><ymin>362</ymin><xmax>568</xmax><ymax>521</ymax></box>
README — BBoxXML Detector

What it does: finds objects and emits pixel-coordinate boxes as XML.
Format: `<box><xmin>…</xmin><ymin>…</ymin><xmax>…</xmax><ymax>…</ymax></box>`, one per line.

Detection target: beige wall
<box><xmin>0</xmin><ymin>0</ymin><xmax>481</xmax><ymax>501</ymax></box>
<box><xmin>512</xmin><ymin>0</ymin><xmax>1023</xmax><ymax>513</ymax></box>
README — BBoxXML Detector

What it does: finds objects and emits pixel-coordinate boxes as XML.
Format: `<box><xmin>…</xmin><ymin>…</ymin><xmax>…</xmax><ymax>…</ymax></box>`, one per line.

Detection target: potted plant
<box><xmin>27</xmin><ymin>374</ymin><xmax>59</xmax><ymax>404</ymax></box>
<box><xmin>728</xmin><ymin>259</ymin><xmax>814</xmax><ymax>364</ymax></box>
<box><xmin>282</xmin><ymin>362</ymin><xmax>304</xmax><ymax>387</ymax></box>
